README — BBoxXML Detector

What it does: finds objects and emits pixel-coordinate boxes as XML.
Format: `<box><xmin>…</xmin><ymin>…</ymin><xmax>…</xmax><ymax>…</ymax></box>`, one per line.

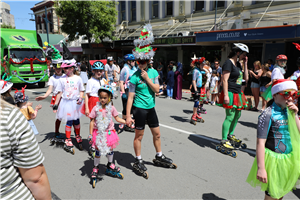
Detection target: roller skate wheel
<box><xmin>226</xmin><ymin>150</ymin><xmax>231</xmax><ymax>155</ymax></box>
<box><xmin>79</xmin><ymin>144</ymin><xmax>83</xmax><ymax>151</ymax></box>
<box><xmin>118</xmin><ymin>173</ymin><xmax>124</xmax><ymax>179</ymax></box>
<box><xmin>220</xmin><ymin>147</ymin><xmax>226</xmax><ymax>154</ymax></box>
<box><xmin>235</xmin><ymin>143</ymin><xmax>240</xmax><ymax>148</ymax></box>
<box><xmin>50</xmin><ymin>139</ymin><xmax>55</xmax><ymax>145</ymax></box>
<box><xmin>241</xmin><ymin>143</ymin><xmax>247</xmax><ymax>149</ymax></box>
<box><xmin>92</xmin><ymin>179</ymin><xmax>96</xmax><ymax>188</ymax></box>
<box><xmin>71</xmin><ymin>148</ymin><xmax>75</xmax><ymax>155</ymax></box>
<box><xmin>204</xmin><ymin>111</ymin><xmax>207</xmax><ymax>114</ymax></box>
<box><xmin>171</xmin><ymin>163</ymin><xmax>177</xmax><ymax>169</ymax></box>
<box><xmin>142</xmin><ymin>171</ymin><xmax>149</xmax><ymax>179</ymax></box>
<box><xmin>201</xmin><ymin>119</ymin><xmax>205</xmax><ymax>123</ymax></box>
<box><xmin>231</xmin><ymin>151</ymin><xmax>237</xmax><ymax>158</ymax></box>
<box><xmin>216</xmin><ymin>145</ymin><xmax>221</xmax><ymax>152</ymax></box>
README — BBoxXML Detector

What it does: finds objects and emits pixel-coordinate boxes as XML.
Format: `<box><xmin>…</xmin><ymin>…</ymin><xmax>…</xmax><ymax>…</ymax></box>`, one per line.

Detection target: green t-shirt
<box><xmin>130</xmin><ymin>68</ymin><xmax>159</xmax><ymax>109</ymax></box>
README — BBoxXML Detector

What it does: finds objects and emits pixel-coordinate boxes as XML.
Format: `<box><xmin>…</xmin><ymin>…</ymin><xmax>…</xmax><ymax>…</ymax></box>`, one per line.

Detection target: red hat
<box><xmin>271</xmin><ymin>79</ymin><xmax>297</xmax><ymax>95</ymax></box>
<box><xmin>276</xmin><ymin>54</ymin><xmax>287</xmax><ymax>60</ymax></box>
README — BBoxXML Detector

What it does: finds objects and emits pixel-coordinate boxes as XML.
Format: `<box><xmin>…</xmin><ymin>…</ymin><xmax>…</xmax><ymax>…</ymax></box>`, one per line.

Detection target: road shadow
<box><xmin>188</xmin><ymin>134</ymin><xmax>256</xmax><ymax>158</ymax></box>
<box><xmin>40</xmin><ymin>131</ymin><xmax>90</xmax><ymax>153</ymax></box>
<box><xmin>238</xmin><ymin>121</ymin><xmax>257</xmax><ymax>129</ymax></box>
<box><xmin>202</xmin><ymin>193</ymin><xmax>226</xmax><ymax>200</ymax></box>
<box><xmin>170</xmin><ymin>115</ymin><xmax>190</xmax><ymax>123</ymax></box>
<box><xmin>293</xmin><ymin>189</ymin><xmax>300</xmax><ymax>198</ymax></box>
<box><xmin>183</xmin><ymin>109</ymin><xmax>193</xmax><ymax>114</ymax></box>
<box><xmin>79</xmin><ymin>157</ymin><xmax>104</xmax><ymax>186</ymax></box>
<box><xmin>113</xmin><ymin>150</ymin><xmax>154</xmax><ymax>171</ymax></box>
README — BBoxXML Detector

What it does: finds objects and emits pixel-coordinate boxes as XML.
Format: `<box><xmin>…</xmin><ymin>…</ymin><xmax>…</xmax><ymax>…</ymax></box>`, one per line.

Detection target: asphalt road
<box><xmin>23</xmin><ymin>83</ymin><xmax>300</xmax><ymax>200</ymax></box>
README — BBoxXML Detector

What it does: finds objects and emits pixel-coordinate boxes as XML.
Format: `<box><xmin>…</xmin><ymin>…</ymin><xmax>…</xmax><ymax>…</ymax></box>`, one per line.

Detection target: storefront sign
<box><xmin>196</xmin><ymin>25</ymin><xmax>299</xmax><ymax>42</ymax></box>
<box><xmin>114</xmin><ymin>40</ymin><xmax>134</xmax><ymax>46</ymax></box>
<box><xmin>154</xmin><ymin>36</ymin><xmax>195</xmax><ymax>45</ymax></box>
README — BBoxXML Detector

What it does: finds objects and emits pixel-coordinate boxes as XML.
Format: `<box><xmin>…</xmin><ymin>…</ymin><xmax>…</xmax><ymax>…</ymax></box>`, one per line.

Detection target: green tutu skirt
<box><xmin>246</xmin><ymin>109</ymin><xmax>300</xmax><ymax>199</ymax></box>
<box><xmin>261</xmin><ymin>85</ymin><xmax>272</xmax><ymax>101</ymax></box>
<box><xmin>217</xmin><ymin>91</ymin><xmax>248</xmax><ymax>110</ymax></box>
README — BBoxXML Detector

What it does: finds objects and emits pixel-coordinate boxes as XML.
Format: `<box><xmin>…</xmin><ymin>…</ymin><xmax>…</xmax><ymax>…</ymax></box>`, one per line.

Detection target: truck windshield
<box><xmin>10</xmin><ymin>48</ymin><xmax>46</xmax><ymax>64</ymax></box>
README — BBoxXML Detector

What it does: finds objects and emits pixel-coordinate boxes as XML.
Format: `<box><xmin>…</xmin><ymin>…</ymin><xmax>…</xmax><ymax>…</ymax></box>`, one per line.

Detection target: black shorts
<box><xmin>132</xmin><ymin>106</ymin><xmax>159</xmax><ymax>130</ymax></box>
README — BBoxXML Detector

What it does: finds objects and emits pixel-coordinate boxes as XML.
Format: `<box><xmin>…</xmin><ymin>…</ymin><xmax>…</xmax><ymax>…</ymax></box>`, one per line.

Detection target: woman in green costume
<box><xmin>217</xmin><ymin>43</ymin><xmax>249</xmax><ymax>149</ymax></box>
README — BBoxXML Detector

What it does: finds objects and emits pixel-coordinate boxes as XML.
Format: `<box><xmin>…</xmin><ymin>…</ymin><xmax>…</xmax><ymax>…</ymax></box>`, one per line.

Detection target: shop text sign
<box><xmin>154</xmin><ymin>36</ymin><xmax>195</xmax><ymax>45</ymax></box>
<box><xmin>196</xmin><ymin>25</ymin><xmax>297</xmax><ymax>42</ymax></box>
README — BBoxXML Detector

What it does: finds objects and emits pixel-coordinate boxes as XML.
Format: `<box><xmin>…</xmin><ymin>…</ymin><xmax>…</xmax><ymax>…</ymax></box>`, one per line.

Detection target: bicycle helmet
<box><xmin>107</xmin><ymin>56</ymin><xmax>114</xmax><ymax>62</ymax></box>
<box><xmin>124</xmin><ymin>54</ymin><xmax>135</xmax><ymax>61</ymax></box>
<box><xmin>98</xmin><ymin>85</ymin><xmax>114</xmax><ymax>96</ymax></box>
<box><xmin>92</xmin><ymin>61</ymin><xmax>105</xmax><ymax>70</ymax></box>
<box><xmin>61</xmin><ymin>59</ymin><xmax>76</xmax><ymax>68</ymax></box>
<box><xmin>276</xmin><ymin>54</ymin><xmax>288</xmax><ymax>60</ymax></box>
<box><xmin>233</xmin><ymin>43</ymin><xmax>249</xmax><ymax>53</ymax></box>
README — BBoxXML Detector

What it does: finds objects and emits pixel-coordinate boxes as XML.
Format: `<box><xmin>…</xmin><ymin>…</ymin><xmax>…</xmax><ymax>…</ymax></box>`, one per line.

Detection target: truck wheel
<box><xmin>38</xmin><ymin>82</ymin><xmax>45</xmax><ymax>88</ymax></box>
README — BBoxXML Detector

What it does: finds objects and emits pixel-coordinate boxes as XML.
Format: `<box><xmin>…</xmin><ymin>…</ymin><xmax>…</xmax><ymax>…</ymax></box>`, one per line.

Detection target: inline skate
<box><xmin>153</xmin><ymin>154</ymin><xmax>177</xmax><ymax>169</ymax></box>
<box><xmin>105</xmin><ymin>162</ymin><xmax>124</xmax><ymax>179</ymax></box>
<box><xmin>87</xmin><ymin>135</ymin><xmax>95</xmax><ymax>158</ymax></box>
<box><xmin>132</xmin><ymin>158</ymin><xmax>149</xmax><ymax>179</ymax></box>
<box><xmin>91</xmin><ymin>166</ymin><xmax>99</xmax><ymax>188</ymax></box>
<box><xmin>118</xmin><ymin>123</ymin><xmax>135</xmax><ymax>134</ymax></box>
<box><xmin>227</xmin><ymin>134</ymin><xmax>247</xmax><ymax>149</ymax></box>
<box><xmin>215</xmin><ymin>140</ymin><xmax>237</xmax><ymax>158</ymax></box>
<box><xmin>75</xmin><ymin>135</ymin><xmax>83</xmax><ymax>150</ymax></box>
<box><xmin>64</xmin><ymin>138</ymin><xmax>75</xmax><ymax>155</ymax></box>
<box><xmin>197</xmin><ymin>105</ymin><xmax>207</xmax><ymax>114</ymax></box>
<box><xmin>50</xmin><ymin>132</ymin><xmax>64</xmax><ymax>145</ymax></box>
<box><xmin>190</xmin><ymin>114</ymin><xmax>197</xmax><ymax>125</ymax></box>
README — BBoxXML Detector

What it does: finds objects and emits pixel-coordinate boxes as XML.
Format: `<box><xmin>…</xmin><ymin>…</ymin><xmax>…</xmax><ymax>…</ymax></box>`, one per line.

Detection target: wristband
<box><xmin>35</xmin><ymin>109</ymin><xmax>38</xmax><ymax>112</ymax></box>
<box><xmin>53</xmin><ymin>105</ymin><xmax>58</xmax><ymax>110</ymax></box>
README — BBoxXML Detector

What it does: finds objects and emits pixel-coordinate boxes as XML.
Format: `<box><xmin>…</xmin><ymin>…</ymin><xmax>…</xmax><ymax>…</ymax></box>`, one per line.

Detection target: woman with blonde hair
<box><xmin>259</xmin><ymin>64</ymin><xmax>272</xmax><ymax>112</ymax></box>
<box><xmin>249</xmin><ymin>61</ymin><xmax>263</xmax><ymax>111</ymax></box>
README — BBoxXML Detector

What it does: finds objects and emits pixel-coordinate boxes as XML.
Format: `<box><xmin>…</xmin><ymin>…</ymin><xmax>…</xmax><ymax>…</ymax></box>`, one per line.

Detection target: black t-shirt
<box><xmin>80</xmin><ymin>64</ymin><xmax>87</xmax><ymax>72</ymax></box>
<box><xmin>222</xmin><ymin>59</ymin><xmax>243</xmax><ymax>94</ymax></box>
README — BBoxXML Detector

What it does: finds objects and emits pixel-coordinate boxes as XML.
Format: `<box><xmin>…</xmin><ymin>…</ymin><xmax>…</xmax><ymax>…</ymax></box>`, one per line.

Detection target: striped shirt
<box><xmin>0</xmin><ymin>105</ymin><xmax>44</xmax><ymax>200</ymax></box>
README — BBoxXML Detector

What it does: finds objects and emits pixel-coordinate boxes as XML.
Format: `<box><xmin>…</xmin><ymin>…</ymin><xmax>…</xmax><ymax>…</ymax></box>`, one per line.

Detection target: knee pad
<box><xmin>194</xmin><ymin>100</ymin><xmax>199</xmax><ymax>108</ymax></box>
<box><xmin>73</xmin><ymin>118</ymin><xmax>80</xmax><ymax>125</ymax></box>
<box><xmin>66</xmin><ymin>120</ymin><xmax>73</xmax><ymax>127</ymax></box>
<box><xmin>95</xmin><ymin>150</ymin><xmax>100</xmax><ymax>157</ymax></box>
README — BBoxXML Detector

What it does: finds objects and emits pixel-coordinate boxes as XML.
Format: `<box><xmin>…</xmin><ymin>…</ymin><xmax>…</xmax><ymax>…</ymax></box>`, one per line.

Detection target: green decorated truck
<box><xmin>1</xmin><ymin>28</ymin><xmax>48</xmax><ymax>87</ymax></box>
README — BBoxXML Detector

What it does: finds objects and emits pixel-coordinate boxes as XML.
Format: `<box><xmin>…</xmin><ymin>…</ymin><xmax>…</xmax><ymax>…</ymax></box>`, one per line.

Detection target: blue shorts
<box><xmin>251</xmin><ymin>82</ymin><xmax>260</xmax><ymax>88</ymax></box>
<box><xmin>260</xmin><ymin>86</ymin><xmax>267</xmax><ymax>92</ymax></box>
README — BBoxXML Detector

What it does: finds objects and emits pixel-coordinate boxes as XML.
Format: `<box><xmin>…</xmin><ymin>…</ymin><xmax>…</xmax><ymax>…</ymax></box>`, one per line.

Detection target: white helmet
<box><xmin>107</xmin><ymin>56</ymin><xmax>114</xmax><ymax>61</ymax></box>
<box><xmin>234</xmin><ymin>43</ymin><xmax>249</xmax><ymax>53</ymax></box>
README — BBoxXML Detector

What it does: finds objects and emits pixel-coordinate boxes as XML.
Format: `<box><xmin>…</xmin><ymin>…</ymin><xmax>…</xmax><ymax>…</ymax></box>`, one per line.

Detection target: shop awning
<box><xmin>195</xmin><ymin>24</ymin><xmax>300</xmax><ymax>43</ymax></box>
<box><xmin>38</xmin><ymin>33</ymin><xmax>65</xmax><ymax>45</ymax></box>
<box><xmin>53</xmin><ymin>44</ymin><xmax>82</xmax><ymax>53</ymax></box>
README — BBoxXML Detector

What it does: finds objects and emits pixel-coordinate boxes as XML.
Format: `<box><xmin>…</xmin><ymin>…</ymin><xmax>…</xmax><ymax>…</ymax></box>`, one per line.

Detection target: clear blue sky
<box><xmin>4</xmin><ymin>1</ymin><xmax>40</xmax><ymax>30</ymax></box>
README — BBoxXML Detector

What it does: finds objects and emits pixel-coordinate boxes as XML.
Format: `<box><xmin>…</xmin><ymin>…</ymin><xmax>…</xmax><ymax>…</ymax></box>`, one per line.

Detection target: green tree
<box><xmin>55</xmin><ymin>1</ymin><xmax>118</xmax><ymax>59</ymax></box>
<box><xmin>1</xmin><ymin>23</ymin><xmax>15</xmax><ymax>29</ymax></box>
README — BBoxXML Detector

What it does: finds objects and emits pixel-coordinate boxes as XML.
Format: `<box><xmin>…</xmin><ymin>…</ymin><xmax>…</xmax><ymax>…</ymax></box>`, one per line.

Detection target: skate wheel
<box><xmin>220</xmin><ymin>147</ymin><xmax>226</xmax><ymax>154</ymax></box>
<box><xmin>201</xmin><ymin>119</ymin><xmax>205</xmax><ymax>123</ymax></box>
<box><xmin>79</xmin><ymin>144</ymin><xmax>83</xmax><ymax>151</ymax></box>
<box><xmin>216</xmin><ymin>145</ymin><xmax>221</xmax><ymax>152</ymax></box>
<box><xmin>142</xmin><ymin>171</ymin><xmax>149</xmax><ymax>179</ymax></box>
<box><xmin>71</xmin><ymin>148</ymin><xmax>75</xmax><ymax>155</ymax></box>
<box><xmin>50</xmin><ymin>139</ymin><xmax>55</xmax><ymax>145</ymax></box>
<box><xmin>241</xmin><ymin>143</ymin><xmax>247</xmax><ymax>149</ymax></box>
<box><xmin>92</xmin><ymin>179</ymin><xmax>96</xmax><ymax>188</ymax></box>
<box><xmin>231</xmin><ymin>151</ymin><xmax>237</xmax><ymax>158</ymax></box>
<box><xmin>118</xmin><ymin>173</ymin><xmax>124</xmax><ymax>179</ymax></box>
<box><xmin>171</xmin><ymin>163</ymin><xmax>177</xmax><ymax>169</ymax></box>
<box><xmin>226</xmin><ymin>150</ymin><xmax>231</xmax><ymax>155</ymax></box>
<box><xmin>204</xmin><ymin>111</ymin><xmax>207</xmax><ymax>114</ymax></box>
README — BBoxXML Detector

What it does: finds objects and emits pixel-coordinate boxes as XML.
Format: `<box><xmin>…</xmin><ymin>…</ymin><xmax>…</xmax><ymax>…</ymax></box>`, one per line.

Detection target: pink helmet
<box><xmin>61</xmin><ymin>60</ymin><xmax>76</xmax><ymax>68</ymax></box>
<box><xmin>276</xmin><ymin>54</ymin><xmax>287</xmax><ymax>61</ymax></box>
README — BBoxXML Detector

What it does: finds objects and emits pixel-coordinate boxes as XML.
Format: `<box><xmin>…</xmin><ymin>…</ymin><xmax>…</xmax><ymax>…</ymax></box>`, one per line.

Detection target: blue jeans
<box><xmin>167</xmin><ymin>85</ymin><xmax>173</xmax><ymax>97</ymax></box>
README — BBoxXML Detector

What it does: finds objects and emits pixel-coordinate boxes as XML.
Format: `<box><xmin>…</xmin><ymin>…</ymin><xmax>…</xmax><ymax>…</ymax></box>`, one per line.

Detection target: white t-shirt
<box><xmin>271</xmin><ymin>68</ymin><xmax>284</xmax><ymax>81</ymax></box>
<box><xmin>105</xmin><ymin>64</ymin><xmax>117</xmax><ymax>79</ymax></box>
<box><xmin>48</xmin><ymin>74</ymin><xmax>66</xmax><ymax>95</ymax></box>
<box><xmin>86</xmin><ymin>77</ymin><xmax>106</xmax><ymax>97</ymax></box>
<box><xmin>56</xmin><ymin>75</ymin><xmax>85</xmax><ymax>100</ymax></box>
<box><xmin>210</xmin><ymin>76</ymin><xmax>219</xmax><ymax>88</ymax></box>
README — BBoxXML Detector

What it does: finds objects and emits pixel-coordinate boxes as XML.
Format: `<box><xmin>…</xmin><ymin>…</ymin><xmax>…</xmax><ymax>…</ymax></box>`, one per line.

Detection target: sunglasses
<box><xmin>136</xmin><ymin>60</ymin><xmax>148</xmax><ymax>65</ymax></box>
<box><xmin>278</xmin><ymin>91</ymin><xmax>300</xmax><ymax>100</ymax></box>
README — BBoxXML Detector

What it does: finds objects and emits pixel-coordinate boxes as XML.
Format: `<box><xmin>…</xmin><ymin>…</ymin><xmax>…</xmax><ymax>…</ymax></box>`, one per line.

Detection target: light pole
<box><xmin>43</xmin><ymin>6</ymin><xmax>52</xmax><ymax>44</ymax></box>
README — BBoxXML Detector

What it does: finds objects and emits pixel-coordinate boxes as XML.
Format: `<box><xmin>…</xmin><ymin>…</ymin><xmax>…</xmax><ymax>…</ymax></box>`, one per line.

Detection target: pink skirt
<box><xmin>92</xmin><ymin>129</ymin><xmax>119</xmax><ymax>149</ymax></box>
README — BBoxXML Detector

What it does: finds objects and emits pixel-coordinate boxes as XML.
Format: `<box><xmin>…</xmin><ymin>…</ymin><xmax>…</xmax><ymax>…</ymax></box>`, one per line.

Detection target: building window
<box><xmin>166</xmin><ymin>1</ymin><xmax>173</xmax><ymax>16</ymax></box>
<box><xmin>152</xmin><ymin>1</ymin><xmax>159</xmax><ymax>19</ymax></box>
<box><xmin>195</xmin><ymin>1</ymin><xmax>205</xmax><ymax>12</ymax></box>
<box><xmin>121</xmin><ymin>1</ymin><xmax>126</xmax><ymax>22</ymax></box>
<box><xmin>140</xmin><ymin>1</ymin><xmax>145</xmax><ymax>21</ymax></box>
<box><xmin>212</xmin><ymin>1</ymin><xmax>225</xmax><ymax>10</ymax></box>
<box><xmin>179</xmin><ymin>1</ymin><xmax>185</xmax><ymax>15</ymax></box>
<box><xmin>131</xmin><ymin>1</ymin><xmax>136</xmax><ymax>21</ymax></box>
